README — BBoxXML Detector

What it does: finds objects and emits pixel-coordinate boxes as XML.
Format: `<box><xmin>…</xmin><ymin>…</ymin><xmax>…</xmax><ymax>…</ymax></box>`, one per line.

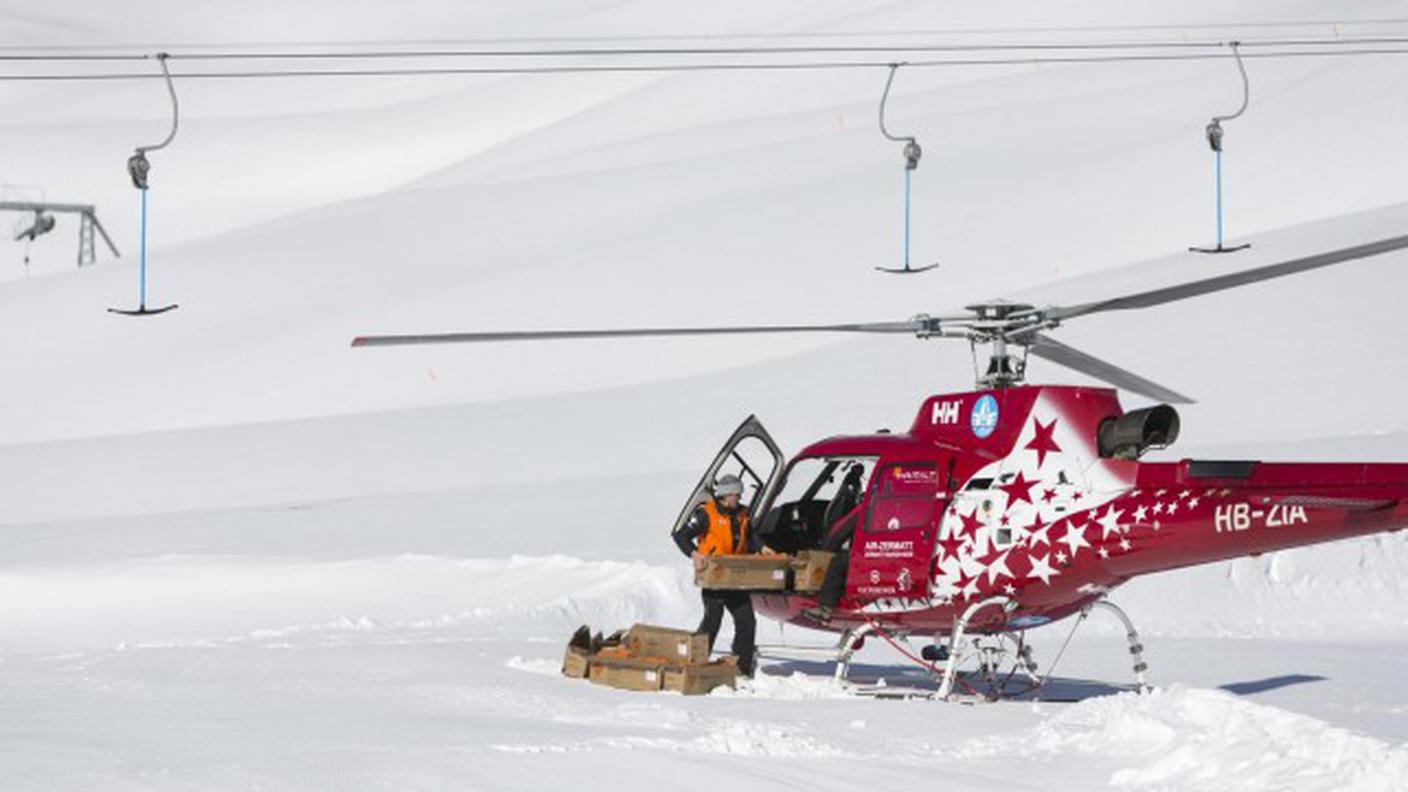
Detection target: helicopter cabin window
<box><xmin>956</xmin><ymin>477</ymin><xmax>1012</xmax><ymax>547</ymax></box>
<box><xmin>867</xmin><ymin>463</ymin><xmax>941</xmax><ymax>533</ymax></box>
<box><xmin>712</xmin><ymin>434</ymin><xmax>785</xmax><ymax>516</ymax></box>
<box><xmin>763</xmin><ymin>456</ymin><xmax>877</xmax><ymax>553</ymax></box>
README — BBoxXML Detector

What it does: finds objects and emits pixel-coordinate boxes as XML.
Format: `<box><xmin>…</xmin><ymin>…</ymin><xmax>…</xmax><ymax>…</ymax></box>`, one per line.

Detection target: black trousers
<box><xmin>817</xmin><ymin>551</ymin><xmax>849</xmax><ymax>609</ymax></box>
<box><xmin>698</xmin><ymin>590</ymin><xmax>756</xmax><ymax>673</ymax></box>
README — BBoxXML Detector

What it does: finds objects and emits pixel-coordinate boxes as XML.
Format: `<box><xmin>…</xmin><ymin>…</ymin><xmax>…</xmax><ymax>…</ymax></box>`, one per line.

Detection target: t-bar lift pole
<box><xmin>110</xmin><ymin>52</ymin><xmax>180</xmax><ymax>316</ymax></box>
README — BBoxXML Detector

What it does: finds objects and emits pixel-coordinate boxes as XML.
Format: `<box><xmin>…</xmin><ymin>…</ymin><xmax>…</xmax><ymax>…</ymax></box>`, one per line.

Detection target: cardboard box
<box><xmin>626</xmin><ymin>624</ymin><xmax>710</xmax><ymax>664</ymax></box>
<box><xmin>662</xmin><ymin>660</ymin><xmax>738</xmax><ymax>696</ymax></box>
<box><xmin>562</xmin><ymin>645</ymin><xmax>592</xmax><ymax>678</ymax></box>
<box><xmin>695</xmin><ymin>555</ymin><xmax>791</xmax><ymax>591</ymax></box>
<box><xmin>561</xmin><ymin>625</ymin><xmax>595</xmax><ymax>678</ymax></box>
<box><xmin>789</xmin><ymin>550</ymin><xmax>837</xmax><ymax>594</ymax></box>
<box><xmin>587</xmin><ymin>656</ymin><xmax>666</xmax><ymax>692</ymax></box>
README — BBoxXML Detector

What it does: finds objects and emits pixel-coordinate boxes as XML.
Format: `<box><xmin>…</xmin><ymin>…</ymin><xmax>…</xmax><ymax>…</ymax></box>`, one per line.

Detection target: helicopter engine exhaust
<box><xmin>1098</xmin><ymin>405</ymin><xmax>1180</xmax><ymax>460</ymax></box>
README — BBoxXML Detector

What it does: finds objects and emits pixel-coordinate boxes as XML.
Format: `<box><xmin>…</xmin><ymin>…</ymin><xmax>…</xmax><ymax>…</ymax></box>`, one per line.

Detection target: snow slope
<box><xmin>3</xmin><ymin>1</ymin><xmax>1408</xmax><ymax>789</ymax></box>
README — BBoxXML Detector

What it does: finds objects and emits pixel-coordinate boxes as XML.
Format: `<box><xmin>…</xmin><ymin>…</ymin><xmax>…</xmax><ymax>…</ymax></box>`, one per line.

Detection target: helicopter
<box><xmin>352</xmin><ymin>232</ymin><xmax>1408</xmax><ymax>699</ymax></box>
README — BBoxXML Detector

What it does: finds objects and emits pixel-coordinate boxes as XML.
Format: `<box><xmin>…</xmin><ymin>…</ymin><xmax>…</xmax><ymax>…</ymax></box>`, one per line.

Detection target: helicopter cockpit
<box><xmin>758</xmin><ymin>456</ymin><xmax>878</xmax><ymax>553</ymax></box>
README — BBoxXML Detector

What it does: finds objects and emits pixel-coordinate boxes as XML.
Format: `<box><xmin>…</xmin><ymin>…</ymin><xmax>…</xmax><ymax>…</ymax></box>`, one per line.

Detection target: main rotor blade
<box><xmin>1028</xmin><ymin>333</ymin><xmax>1194</xmax><ymax>404</ymax></box>
<box><xmin>1045</xmin><ymin>233</ymin><xmax>1408</xmax><ymax>322</ymax></box>
<box><xmin>351</xmin><ymin>320</ymin><xmax>925</xmax><ymax>347</ymax></box>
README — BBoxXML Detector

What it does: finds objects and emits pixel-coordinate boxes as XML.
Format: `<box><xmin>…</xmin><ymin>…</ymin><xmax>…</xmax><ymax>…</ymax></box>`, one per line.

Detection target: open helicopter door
<box><xmin>671</xmin><ymin>415</ymin><xmax>786</xmax><ymax>541</ymax></box>
<box><xmin>848</xmin><ymin>462</ymin><xmax>945</xmax><ymax>601</ymax></box>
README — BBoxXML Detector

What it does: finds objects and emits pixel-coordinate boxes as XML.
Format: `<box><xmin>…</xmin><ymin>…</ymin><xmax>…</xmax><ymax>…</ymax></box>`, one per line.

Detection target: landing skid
<box><xmin>756</xmin><ymin>621</ymin><xmax>876</xmax><ymax>681</ymax></box>
<box><xmin>930</xmin><ymin>596</ymin><xmax>1151</xmax><ymax>701</ymax></box>
<box><xmin>1087</xmin><ymin>599</ymin><xmax>1150</xmax><ymax>692</ymax></box>
<box><xmin>760</xmin><ymin>596</ymin><xmax>1151</xmax><ymax>702</ymax></box>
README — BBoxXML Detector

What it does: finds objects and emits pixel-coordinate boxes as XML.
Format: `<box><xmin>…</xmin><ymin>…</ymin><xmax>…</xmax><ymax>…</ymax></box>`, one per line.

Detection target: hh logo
<box><xmin>931</xmin><ymin>400</ymin><xmax>960</xmax><ymax>425</ymax></box>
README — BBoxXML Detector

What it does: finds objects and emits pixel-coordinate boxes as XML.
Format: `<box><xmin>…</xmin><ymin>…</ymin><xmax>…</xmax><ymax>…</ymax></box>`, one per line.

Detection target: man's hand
<box><xmin>691</xmin><ymin>551</ymin><xmax>707</xmax><ymax>572</ymax></box>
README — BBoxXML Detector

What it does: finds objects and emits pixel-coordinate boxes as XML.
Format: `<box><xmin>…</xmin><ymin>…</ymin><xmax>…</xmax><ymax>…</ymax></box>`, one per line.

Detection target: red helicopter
<box><xmin>353</xmin><ymin>233</ymin><xmax>1408</xmax><ymax>698</ymax></box>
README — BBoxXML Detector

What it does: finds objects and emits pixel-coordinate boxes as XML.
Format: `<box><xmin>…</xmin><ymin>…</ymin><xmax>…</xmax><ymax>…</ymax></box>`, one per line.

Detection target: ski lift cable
<box><xmin>6</xmin><ymin>34</ymin><xmax>1408</xmax><ymax>62</ymax></box>
<box><xmin>4</xmin><ymin>44</ymin><xmax>1408</xmax><ymax>81</ymax></box>
<box><xmin>7</xmin><ymin>16</ymin><xmax>1408</xmax><ymax>53</ymax></box>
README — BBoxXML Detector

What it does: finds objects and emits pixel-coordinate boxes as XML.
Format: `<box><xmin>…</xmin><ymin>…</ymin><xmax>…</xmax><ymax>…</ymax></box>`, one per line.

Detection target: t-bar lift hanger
<box><xmin>1190</xmin><ymin>41</ymin><xmax>1251</xmax><ymax>255</ymax></box>
<box><xmin>110</xmin><ymin>52</ymin><xmax>180</xmax><ymax>316</ymax></box>
<box><xmin>876</xmin><ymin>63</ymin><xmax>937</xmax><ymax>274</ymax></box>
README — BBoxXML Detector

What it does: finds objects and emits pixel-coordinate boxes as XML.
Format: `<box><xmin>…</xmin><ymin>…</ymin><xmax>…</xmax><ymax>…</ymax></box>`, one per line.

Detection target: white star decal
<box><xmin>1133</xmin><ymin>505</ymin><xmax>1149</xmax><ymax>523</ymax></box>
<box><xmin>1028</xmin><ymin>521</ymin><xmax>1052</xmax><ymax>547</ymax></box>
<box><xmin>1058</xmin><ymin>523</ymin><xmax>1090</xmax><ymax>558</ymax></box>
<box><xmin>1153</xmin><ymin>502</ymin><xmax>1165</xmax><ymax>515</ymax></box>
<box><xmin>1096</xmin><ymin>507</ymin><xmax>1125</xmax><ymax>540</ymax></box>
<box><xmin>1187</xmin><ymin>497</ymin><xmax>1201</xmax><ymax>509</ymax></box>
<box><xmin>1098</xmin><ymin>547</ymin><xmax>1110</xmax><ymax>559</ymax></box>
<box><xmin>1027</xmin><ymin>553</ymin><xmax>1060</xmax><ymax>585</ymax></box>
<box><xmin>1178</xmin><ymin>490</ymin><xmax>1191</xmax><ymax>500</ymax></box>
<box><xmin>1119</xmin><ymin>538</ymin><xmax>1132</xmax><ymax>552</ymax></box>
<box><xmin>1003</xmin><ymin>584</ymin><xmax>1016</xmax><ymax>595</ymax></box>
<box><xmin>1154</xmin><ymin>489</ymin><xmax>1168</xmax><ymax>497</ymax></box>
<box><xmin>1055</xmin><ymin>550</ymin><xmax>1068</xmax><ymax>564</ymax></box>
<box><xmin>1166</xmin><ymin>501</ymin><xmax>1180</xmax><ymax>515</ymax></box>
<box><xmin>985</xmin><ymin>552</ymin><xmax>1014</xmax><ymax>584</ymax></box>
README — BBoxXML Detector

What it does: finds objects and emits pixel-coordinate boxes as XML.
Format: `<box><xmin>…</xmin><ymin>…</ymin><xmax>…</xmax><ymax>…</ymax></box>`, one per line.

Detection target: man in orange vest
<box><xmin>672</xmin><ymin>473</ymin><xmax>760</xmax><ymax>676</ymax></box>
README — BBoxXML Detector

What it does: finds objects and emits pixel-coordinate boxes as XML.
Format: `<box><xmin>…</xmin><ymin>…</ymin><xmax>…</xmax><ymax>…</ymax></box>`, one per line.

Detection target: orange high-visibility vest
<box><xmin>696</xmin><ymin>500</ymin><xmax>749</xmax><ymax>556</ymax></box>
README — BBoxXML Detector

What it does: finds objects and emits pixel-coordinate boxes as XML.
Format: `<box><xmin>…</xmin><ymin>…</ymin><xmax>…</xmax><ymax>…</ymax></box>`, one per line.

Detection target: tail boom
<box><xmin>1112</xmin><ymin>460</ymin><xmax>1408</xmax><ymax>576</ymax></box>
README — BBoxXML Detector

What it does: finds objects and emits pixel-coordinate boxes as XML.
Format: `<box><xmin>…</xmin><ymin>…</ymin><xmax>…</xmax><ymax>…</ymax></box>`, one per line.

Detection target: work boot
<box><xmin>736</xmin><ymin>657</ymin><xmax>756</xmax><ymax>678</ymax></box>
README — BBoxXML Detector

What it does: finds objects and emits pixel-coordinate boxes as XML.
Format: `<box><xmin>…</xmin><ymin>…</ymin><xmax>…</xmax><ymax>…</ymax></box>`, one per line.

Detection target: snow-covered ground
<box><xmin>3</xmin><ymin>1</ymin><xmax>1408</xmax><ymax>789</ymax></box>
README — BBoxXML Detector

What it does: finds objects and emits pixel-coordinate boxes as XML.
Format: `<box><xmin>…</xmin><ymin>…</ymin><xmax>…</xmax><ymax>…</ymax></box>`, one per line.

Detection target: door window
<box><xmin>867</xmin><ymin>463</ymin><xmax>942</xmax><ymax>532</ymax></box>
<box><xmin>671</xmin><ymin>416</ymin><xmax>785</xmax><ymax>540</ymax></box>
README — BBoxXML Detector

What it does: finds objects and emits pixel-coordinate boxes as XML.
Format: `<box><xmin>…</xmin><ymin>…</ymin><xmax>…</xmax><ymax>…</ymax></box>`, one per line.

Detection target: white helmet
<box><xmin>713</xmin><ymin>474</ymin><xmax>744</xmax><ymax>498</ymax></box>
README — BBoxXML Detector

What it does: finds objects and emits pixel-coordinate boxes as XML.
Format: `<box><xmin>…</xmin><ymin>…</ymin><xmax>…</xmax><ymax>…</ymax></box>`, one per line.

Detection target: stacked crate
<box><xmin>561</xmin><ymin>624</ymin><xmax>737</xmax><ymax>695</ymax></box>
